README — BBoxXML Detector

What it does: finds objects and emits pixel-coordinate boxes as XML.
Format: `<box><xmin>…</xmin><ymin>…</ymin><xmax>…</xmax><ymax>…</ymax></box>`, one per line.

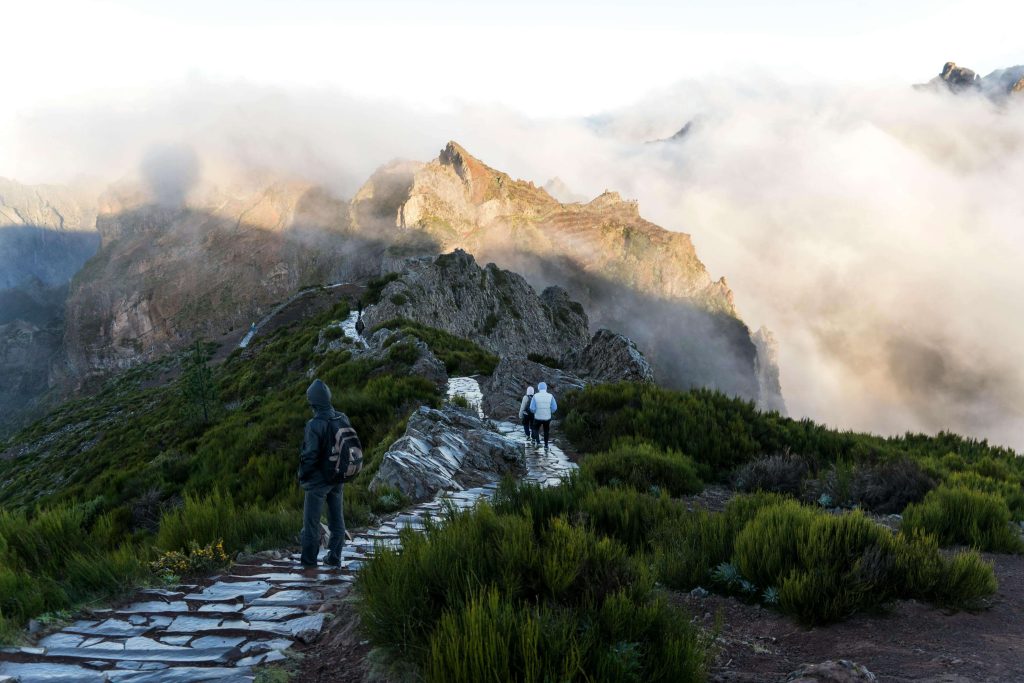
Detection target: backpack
<box><xmin>321</xmin><ymin>415</ymin><xmax>363</xmax><ymax>484</ymax></box>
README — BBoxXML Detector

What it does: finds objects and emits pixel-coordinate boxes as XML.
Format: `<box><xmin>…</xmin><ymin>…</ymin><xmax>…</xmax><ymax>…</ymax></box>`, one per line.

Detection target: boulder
<box><xmin>563</xmin><ymin>328</ymin><xmax>654</xmax><ymax>384</ymax></box>
<box><xmin>480</xmin><ymin>357</ymin><xmax>587</xmax><ymax>421</ymax></box>
<box><xmin>784</xmin><ymin>660</ymin><xmax>877</xmax><ymax>683</ymax></box>
<box><xmin>370</xmin><ymin>405</ymin><xmax>524</xmax><ymax>502</ymax></box>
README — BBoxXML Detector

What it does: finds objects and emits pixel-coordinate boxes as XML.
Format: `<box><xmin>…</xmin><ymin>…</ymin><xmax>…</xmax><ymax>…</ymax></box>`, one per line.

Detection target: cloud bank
<box><xmin>4</xmin><ymin>76</ymin><xmax>1023</xmax><ymax>448</ymax></box>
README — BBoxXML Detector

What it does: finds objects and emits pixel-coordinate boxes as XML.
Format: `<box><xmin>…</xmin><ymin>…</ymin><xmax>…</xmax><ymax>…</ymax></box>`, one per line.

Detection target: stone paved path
<box><xmin>0</xmin><ymin>374</ymin><xmax>575</xmax><ymax>682</ymax></box>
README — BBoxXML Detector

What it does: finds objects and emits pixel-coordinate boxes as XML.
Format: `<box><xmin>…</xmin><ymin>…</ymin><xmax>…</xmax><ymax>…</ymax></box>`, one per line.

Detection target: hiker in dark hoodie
<box><xmin>298</xmin><ymin>379</ymin><xmax>361</xmax><ymax>568</ymax></box>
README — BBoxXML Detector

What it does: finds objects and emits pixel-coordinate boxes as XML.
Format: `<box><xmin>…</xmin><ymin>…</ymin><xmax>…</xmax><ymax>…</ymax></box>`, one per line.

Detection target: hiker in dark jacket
<box><xmin>298</xmin><ymin>379</ymin><xmax>357</xmax><ymax>568</ymax></box>
<box><xmin>518</xmin><ymin>386</ymin><xmax>535</xmax><ymax>441</ymax></box>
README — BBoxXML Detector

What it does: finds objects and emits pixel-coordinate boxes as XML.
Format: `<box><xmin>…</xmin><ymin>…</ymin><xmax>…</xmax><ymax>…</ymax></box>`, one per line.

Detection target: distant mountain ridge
<box><xmin>0</xmin><ymin>143</ymin><xmax>785</xmax><ymax>435</ymax></box>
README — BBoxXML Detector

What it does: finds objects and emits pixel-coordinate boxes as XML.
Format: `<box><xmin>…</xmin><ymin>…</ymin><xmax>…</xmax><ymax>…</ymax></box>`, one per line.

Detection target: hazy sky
<box><xmin>5</xmin><ymin>0</ymin><xmax>1021</xmax><ymax>117</ymax></box>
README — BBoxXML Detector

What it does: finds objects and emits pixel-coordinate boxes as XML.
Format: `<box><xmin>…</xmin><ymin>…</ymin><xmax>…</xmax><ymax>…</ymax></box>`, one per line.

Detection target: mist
<box><xmin>3</xmin><ymin>76</ymin><xmax>1023</xmax><ymax>448</ymax></box>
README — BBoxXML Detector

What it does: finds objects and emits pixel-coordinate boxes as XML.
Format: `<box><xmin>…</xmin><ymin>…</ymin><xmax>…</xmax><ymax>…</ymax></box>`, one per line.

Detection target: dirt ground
<box><xmin>677</xmin><ymin>552</ymin><xmax>1024</xmax><ymax>683</ymax></box>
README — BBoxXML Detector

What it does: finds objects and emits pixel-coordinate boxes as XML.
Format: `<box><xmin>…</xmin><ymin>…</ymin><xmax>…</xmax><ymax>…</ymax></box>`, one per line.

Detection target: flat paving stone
<box><xmin>240</xmin><ymin>638</ymin><xmax>292</xmax><ymax>653</ymax></box>
<box><xmin>106</xmin><ymin>665</ymin><xmax>254</xmax><ymax>682</ymax></box>
<box><xmin>184</xmin><ymin>581</ymin><xmax>271</xmax><ymax>603</ymax></box>
<box><xmin>122</xmin><ymin>601</ymin><xmax>189</xmax><ymax>613</ymax></box>
<box><xmin>65</xmin><ymin>619</ymin><xmax>151</xmax><ymax>637</ymax></box>
<box><xmin>46</xmin><ymin>646</ymin><xmax>236</xmax><ymax>664</ymax></box>
<box><xmin>241</xmin><ymin>606</ymin><xmax>304</xmax><ymax>621</ymax></box>
<box><xmin>158</xmin><ymin>636</ymin><xmax>191</xmax><ymax>646</ymax></box>
<box><xmin>0</xmin><ymin>661</ymin><xmax>109</xmax><ymax>682</ymax></box>
<box><xmin>191</xmin><ymin>635</ymin><xmax>246</xmax><ymax>649</ymax></box>
<box><xmin>36</xmin><ymin>634</ymin><xmax>83</xmax><ymax>649</ymax></box>
<box><xmin>250</xmin><ymin>590</ymin><xmax>319</xmax><ymax>606</ymax></box>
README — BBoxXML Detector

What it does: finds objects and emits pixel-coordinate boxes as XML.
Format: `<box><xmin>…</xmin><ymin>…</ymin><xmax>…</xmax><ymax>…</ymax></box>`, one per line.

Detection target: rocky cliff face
<box><xmin>0</xmin><ymin>179</ymin><xmax>100</xmax><ymax>436</ymax></box>
<box><xmin>353</xmin><ymin>142</ymin><xmax>776</xmax><ymax>407</ymax></box>
<box><xmin>62</xmin><ymin>181</ymin><xmax>378</xmax><ymax>379</ymax></box>
<box><xmin>362</xmin><ymin>249</ymin><xmax>591</xmax><ymax>361</ymax></box>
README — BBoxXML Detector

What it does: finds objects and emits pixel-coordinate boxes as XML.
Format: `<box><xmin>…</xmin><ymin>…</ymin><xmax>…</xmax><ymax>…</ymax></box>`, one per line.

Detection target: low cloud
<box><xmin>4</xmin><ymin>76</ymin><xmax>1024</xmax><ymax>448</ymax></box>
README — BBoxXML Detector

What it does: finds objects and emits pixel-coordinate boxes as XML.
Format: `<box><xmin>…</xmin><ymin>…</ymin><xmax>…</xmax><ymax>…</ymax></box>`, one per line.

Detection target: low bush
<box><xmin>733</xmin><ymin>454</ymin><xmax>807</xmax><ymax>497</ymax></box>
<box><xmin>852</xmin><ymin>458</ymin><xmax>935</xmax><ymax>514</ymax></box>
<box><xmin>156</xmin><ymin>491</ymin><xmax>299</xmax><ymax>554</ymax></box>
<box><xmin>150</xmin><ymin>539</ymin><xmax>230</xmax><ymax>578</ymax></box>
<box><xmin>579</xmin><ymin>486</ymin><xmax>684</xmax><ymax>550</ymax></box>
<box><xmin>581</xmin><ymin>441</ymin><xmax>703</xmax><ymax>497</ymax></box>
<box><xmin>356</xmin><ymin>504</ymin><xmax>707</xmax><ymax>681</ymax></box>
<box><xmin>902</xmin><ymin>486</ymin><xmax>1024</xmax><ymax>553</ymax></box>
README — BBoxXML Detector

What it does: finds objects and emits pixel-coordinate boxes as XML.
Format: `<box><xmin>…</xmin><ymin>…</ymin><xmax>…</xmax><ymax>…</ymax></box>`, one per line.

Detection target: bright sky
<box><xmin>5</xmin><ymin>0</ymin><xmax>1022</xmax><ymax>117</ymax></box>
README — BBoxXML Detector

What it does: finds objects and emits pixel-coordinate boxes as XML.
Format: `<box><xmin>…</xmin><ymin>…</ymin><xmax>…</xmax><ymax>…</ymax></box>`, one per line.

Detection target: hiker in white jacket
<box><xmin>518</xmin><ymin>386</ymin><xmax>535</xmax><ymax>442</ymax></box>
<box><xmin>529</xmin><ymin>382</ymin><xmax>557</xmax><ymax>449</ymax></box>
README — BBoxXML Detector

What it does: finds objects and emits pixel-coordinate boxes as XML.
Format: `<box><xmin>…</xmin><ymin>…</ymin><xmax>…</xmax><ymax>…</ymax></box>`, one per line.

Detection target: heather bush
<box><xmin>851</xmin><ymin>458</ymin><xmax>936</xmax><ymax>514</ymax></box>
<box><xmin>357</xmin><ymin>504</ymin><xmax>707</xmax><ymax>682</ymax></box>
<box><xmin>733</xmin><ymin>454</ymin><xmax>808</xmax><ymax>496</ymax></box>
<box><xmin>581</xmin><ymin>441</ymin><xmax>703</xmax><ymax>497</ymax></box>
<box><xmin>902</xmin><ymin>486</ymin><xmax>1024</xmax><ymax>553</ymax></box>
<box><xmin>156</xmin><ymin>490</ymin><xmax>299</xmax><ymax>554</ymax></box>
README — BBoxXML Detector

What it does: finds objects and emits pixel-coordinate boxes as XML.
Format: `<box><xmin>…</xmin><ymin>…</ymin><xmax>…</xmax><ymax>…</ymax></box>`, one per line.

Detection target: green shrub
<box><xmin>902</xmin><ymin>486</ymin><xmax>1024</xmax><ymax>553</ymax></box>
<box><xmin>946</xmin><ymin>471</ymin><xmax>1024</xmax><ymax>520</ymax></box>
<box><xmin>653</xmin><ymin>510</ymin><xmax>731</xmax><ymax>589</ymax></box>
<box><xmin>581</xmin><ymin>441</ymin><xmax>702</xmax><ymax>497</ymax></box>
<box><xmin>851</xmin><ymin>458</ymin><xmax>935</xmax><ymax>514</ymax></box>
<box><xmin>357</xmin><ymin>504</ymin><xmax>706</xmax><ymax>681</ymax></box>
<box><xmin>580</xmin><ymin>486</ymin><xmax>684</xmax><ymax>550</ymax></box>
<box><xmin>390</xmin><ymin>293</ymin><xmax>409</xmax><ymax>306</ymax></box>
<box><xmin>156</xmin><ymin>491</ymin><xmax>299</xmax><ymax>554</ymax></box>
<box><xmin>733</xmin><ymin>454</ymin><xmax>807</xmax><ymax>497</ymax></box>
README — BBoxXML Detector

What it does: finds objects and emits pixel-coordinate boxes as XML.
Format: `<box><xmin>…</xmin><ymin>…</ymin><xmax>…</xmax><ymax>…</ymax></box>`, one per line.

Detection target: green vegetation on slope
<box><xmin>374</xmin><ymin>317</ymin><xmax>500</xmax><ymax>375</ymax></box>
<box><xmin>563</xmin><ymin>382</ymin><xmax>1024</xmax><ymax>551</ymax></box>
<box><xmin>0</xmin><ymin>297</ymin><xmax>466</xmax><ymax>636</ymax></box>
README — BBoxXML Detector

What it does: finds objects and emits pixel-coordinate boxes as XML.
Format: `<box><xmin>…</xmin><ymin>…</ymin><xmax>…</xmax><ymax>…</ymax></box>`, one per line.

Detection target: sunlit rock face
<box><xmin>354</xmin><ymin>142</ymin><xmax>777</xmax><ymax>405</ymax></box>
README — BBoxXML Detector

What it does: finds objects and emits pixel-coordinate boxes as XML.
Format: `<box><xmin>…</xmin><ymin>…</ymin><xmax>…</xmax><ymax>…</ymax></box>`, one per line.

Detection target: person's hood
<box><xmin>538</xmin><ymin>382</ymin><xmax>547</xmax><ymax>392</ymax></box>
<box><xmin>307</xmin><ymin>379</ymin><xmax>333</xmax><ymax>413</ymax></box>
<box><xmin>527</xmin><ymin>386</ymin><xmax>535</xmax><ymax>396</ymax></box>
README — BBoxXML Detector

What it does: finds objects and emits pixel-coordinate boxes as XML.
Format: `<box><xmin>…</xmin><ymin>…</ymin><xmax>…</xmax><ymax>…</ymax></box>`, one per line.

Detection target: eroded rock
<box><xmin>369</xmin><ymin>404</ymin><xmax>524</xmax><ymax>502</ymax></box>
<box><xmin>785</xmin><ymin>660</ymin><xmax>877</xmax><ymax>683</ymax></box>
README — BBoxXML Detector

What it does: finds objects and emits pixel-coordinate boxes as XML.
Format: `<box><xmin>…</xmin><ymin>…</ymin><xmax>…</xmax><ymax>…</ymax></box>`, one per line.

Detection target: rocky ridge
<box><xmin>919</xmin><ymin>61</ymin><xmax>1024</xmax><ymax>100</ymax></box>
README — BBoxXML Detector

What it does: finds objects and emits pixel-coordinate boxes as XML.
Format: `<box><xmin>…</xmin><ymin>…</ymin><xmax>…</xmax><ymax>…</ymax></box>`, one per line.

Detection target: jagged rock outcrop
<box><xmin>753</xmin><ymin>326</ymin><xmax>787</xmax><ymax>415</ymax></box>
<box><xmin>362</xmin><ymin>250</ymin><xmax>591</xmax><ymax>361</ymax></box>
<box><xmin>481</xmin><ymin>357</ymin><xmax>588</xmax><ymax>420</ymax></box>
<box><xmin>482</xmin><ymin>329</ymin><xmax>655</xmax><ymax>420</ymax></box>
<box><xmin>369</xmin><ymin>405</ymin><xmax>524</xmax><ymax>502</ymax></box>
<box><xmin>563</xmin><ymin>328</ymin><xmax>655</xmax><ymax>384</ymax></box>
<box><xmin>353</xmin><ymin>142</ymin><xmax>768</xmax><ymax>404</ymax></box>
<box><xmin>918</xmin><ymin>62</ymin><xmax>1024</xmax><ymax>100</ymax></box>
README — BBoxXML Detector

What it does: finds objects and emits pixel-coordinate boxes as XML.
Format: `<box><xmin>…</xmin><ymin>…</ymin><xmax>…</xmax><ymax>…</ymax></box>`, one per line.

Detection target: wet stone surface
<box><xmin>0</xmin><ymin>376</ymin><xmax>575</xmax><ymax>682</ymax></box>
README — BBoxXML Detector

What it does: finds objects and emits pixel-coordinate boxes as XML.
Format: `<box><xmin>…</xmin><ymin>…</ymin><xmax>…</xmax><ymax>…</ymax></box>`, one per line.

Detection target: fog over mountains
<box><xmin>2</xmin><ymin>61</ymin><xmax>1023</xmax><ymax>447</ymax></box>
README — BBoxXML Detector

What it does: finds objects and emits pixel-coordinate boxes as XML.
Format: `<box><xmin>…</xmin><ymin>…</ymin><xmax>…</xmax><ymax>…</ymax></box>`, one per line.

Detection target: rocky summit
<box><xmin>354</xmin><ymin>141</ymin><xmax>781</xmax><ymax>410</ymax></box>
<box><xmin>0</xmin><ymin>141</ymin><xmax>785</xmax><ymax>436</ymax></box>
<box><xmin>919</xmin><ymin>61</ymin><xmax>1024</xmax><ymax>100</ymax></box>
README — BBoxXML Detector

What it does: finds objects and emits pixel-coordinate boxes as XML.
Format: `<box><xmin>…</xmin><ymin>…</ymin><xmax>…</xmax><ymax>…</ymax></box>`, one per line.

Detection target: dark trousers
<box><xmin>522</xmin><ymin>414</ymin><xmax>534</xmax><ymax>440</ymax></box>
<box><xmin>300</xmin><ymin>481</ymin><xmax>345</xmax><ymax>566</ymax></box>
<box><xmin>534</xmin><ymin>419</ymin><xmax>551</xmax><ymax>447</ymax></box>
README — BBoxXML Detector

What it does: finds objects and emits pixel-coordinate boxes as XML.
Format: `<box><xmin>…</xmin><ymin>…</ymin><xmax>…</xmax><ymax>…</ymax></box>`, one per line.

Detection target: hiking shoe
<box><xmin>324</xmin><ymin>557</ymin><xmax>342</xmax><ymax>567</ymax></box>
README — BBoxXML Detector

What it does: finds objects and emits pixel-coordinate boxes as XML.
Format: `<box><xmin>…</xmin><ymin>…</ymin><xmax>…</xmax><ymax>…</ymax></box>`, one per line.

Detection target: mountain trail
<box><xmin>0</xmin><ymin>320</ymin><xmax>575</xmax><ymax>682</ymax></box>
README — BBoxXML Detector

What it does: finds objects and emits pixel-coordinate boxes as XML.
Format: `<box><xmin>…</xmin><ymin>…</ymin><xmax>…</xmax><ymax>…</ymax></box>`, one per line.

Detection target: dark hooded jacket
<box><xmin>298</xmin><ymin>379</ymin><xmax>355</xmax><ymax>488</ymax></box>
